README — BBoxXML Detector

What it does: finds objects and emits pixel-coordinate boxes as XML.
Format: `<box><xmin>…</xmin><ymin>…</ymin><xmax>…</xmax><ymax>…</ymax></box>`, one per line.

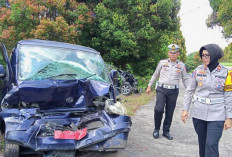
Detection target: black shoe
<box><xmin>153</xmin><ymin>129</ymin><xmax>159</xmax><ymax>139</ymax></box>
<box><xmin>162</xmin><ymin>132</ymin><xmax>173</xmax><ymax>140</ymax></box>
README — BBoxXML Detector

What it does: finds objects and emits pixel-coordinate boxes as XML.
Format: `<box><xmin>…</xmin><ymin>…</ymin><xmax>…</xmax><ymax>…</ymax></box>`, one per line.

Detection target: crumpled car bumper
<box><xmin>3</xmin><ymin>109</ymin><xmax>132</xmax><ymax>151</ymax></box>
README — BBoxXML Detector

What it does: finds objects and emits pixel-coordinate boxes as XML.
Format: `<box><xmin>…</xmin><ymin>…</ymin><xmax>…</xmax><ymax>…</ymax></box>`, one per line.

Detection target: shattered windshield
<box><xmin>18</xmin><ymin>45</ymin><xmax>110</xmax><ymax>83</ymax></box>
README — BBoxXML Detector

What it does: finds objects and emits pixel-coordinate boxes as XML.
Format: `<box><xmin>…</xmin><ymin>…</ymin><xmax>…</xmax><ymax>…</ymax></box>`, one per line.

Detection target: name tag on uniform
<box><xmin>197</xmin><ymin>74</ymin><xmax>207</xmax><ymax>77</ymax></box>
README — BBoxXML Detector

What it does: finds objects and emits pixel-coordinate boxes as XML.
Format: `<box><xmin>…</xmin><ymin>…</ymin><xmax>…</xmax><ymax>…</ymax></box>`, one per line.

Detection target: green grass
<box><xmin>120</xmin><ymin>92</ymin><xmax>155</xmax><ymax>116</ymax></box>
<box><xmin>221</xmin><ymin>62</ymin><xmax>232</xmax><ymax>66</ymax></box>
<box><xmin>0</xmin><ymin>134</ymin><xmax>4</xmax><ymax>153</ymax></box>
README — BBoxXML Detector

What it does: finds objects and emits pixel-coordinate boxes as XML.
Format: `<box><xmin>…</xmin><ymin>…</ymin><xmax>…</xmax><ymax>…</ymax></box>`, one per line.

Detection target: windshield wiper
<box><xmin>46</xmin><ymin>73</ymin><xmax>77</xmax><ymax>79</ymax></box>
<box><xmin>80</xmin><ymin>73</ymin><xmax>96</xmax><ymax>80</ymax></box>
<box><xmin>45</xmin><ymin>73</ymin><xmax>97</xmax><ymax>80</ymax></box>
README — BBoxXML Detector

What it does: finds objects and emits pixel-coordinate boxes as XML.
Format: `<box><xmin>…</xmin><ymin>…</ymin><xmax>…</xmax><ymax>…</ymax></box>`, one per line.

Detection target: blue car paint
<box><xmin>1</xmin><ymin>109</ymin><xmax>131</xmax><ymax>151</ymax></box>
<box><xmin>2</xmin><ymin>79</ymin><xmax>111</xmax><ymax>110</ymax></box>
<box><xmin>0</xmin><ymin>39</ymin><xmax>131</xmax><ymax>153</ymax></box>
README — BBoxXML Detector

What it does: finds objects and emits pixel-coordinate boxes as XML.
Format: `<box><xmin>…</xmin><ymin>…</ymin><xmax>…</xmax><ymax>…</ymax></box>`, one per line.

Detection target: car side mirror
<box><xmin>110</xmin><ymin>70</ymin><xmax>118</xmax><ymax>83</ymax></box>
<box><xmin>110</xmin><ymin>70</ymin><xmax>120</xmax><ymax>95</ymax></box>
<box><xmin>0</xmin><ymin>65</ymin><xmax>6</xmax><ymax>78</ymax></box>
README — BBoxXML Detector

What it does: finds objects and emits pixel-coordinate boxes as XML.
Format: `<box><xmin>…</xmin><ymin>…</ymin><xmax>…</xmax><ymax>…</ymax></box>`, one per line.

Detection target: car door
<box><xmin>0</xmin><ymin>43</ymin><xmax>13</xmax><ymax>97</ymax></box>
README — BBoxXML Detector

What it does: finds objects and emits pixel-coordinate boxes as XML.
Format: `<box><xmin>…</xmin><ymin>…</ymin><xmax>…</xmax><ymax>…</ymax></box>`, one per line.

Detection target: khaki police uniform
<box><xmin>148</xmin><ymin>59</ymin><xmax>189</xmax><ymax>88</ymax></box>
<box><xmin>183</xmin><ymin>64</ymin><xmax>232</xmax><ymax>121</ymax></box>
<box><xmin>182</xmin><ymin>43</ymin><xmax>232</xmax><ymax>157</ymax></box>
<box><xmin>183</xmin><ymin>64</ymin><xmax>232</xmax><ymax>157</ymax></box>
<box><xmin>149</xmin><ymin>58</ymin><xmax>189</xmax><ymax>133</ymax></box>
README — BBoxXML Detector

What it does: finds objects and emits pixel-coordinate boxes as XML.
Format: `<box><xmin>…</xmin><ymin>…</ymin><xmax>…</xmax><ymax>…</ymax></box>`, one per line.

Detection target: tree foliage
<box><xmin>207</xmin><ymin>0</ymin><xmax>232</xmax><ymax>63</ymax></box>
<box><xmin>207</xmin><ymin>0</ymin><xmax>232</xmax><ymax>38</ymax></box>
<box><xmin>221</xmin><ymin>42</ymin><xmax>232</xmax><ymax>63</ymax></box>
<box><xmin>0</xmin><ymin>0</ymin><xmax>186</xmax><ymax>78</ymax></box>
<box><xmin>90</xmin><ymin>0</ymin><xmax>187</xmax><ymax>77</ymax></box>
<box><xmin>185</xmin><ymin>51</ymin><xmax>202</xmax><ymax>73</ymax></box>
<box><xmin>0</xmin><ymin>0</ymin><xmax>93</xmax><ymax>48</ymax></box>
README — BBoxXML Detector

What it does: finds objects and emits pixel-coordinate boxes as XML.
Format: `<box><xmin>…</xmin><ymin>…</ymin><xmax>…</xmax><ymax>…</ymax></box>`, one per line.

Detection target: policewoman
<box><xmin>146</xmin><ymin>44</ymin><xmax>189</xmax><ymax>140</ymax></box>
<box><xmin>182</xmin><ymin>44</ymin><xmax>232</xmax><ymax>157</ymax></box>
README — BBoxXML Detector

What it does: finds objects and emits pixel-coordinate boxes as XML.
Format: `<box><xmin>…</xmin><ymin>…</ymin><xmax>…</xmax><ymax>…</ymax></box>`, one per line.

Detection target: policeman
<box><xmin>146</xmin><ymin>44</ymin><xmax>189</xmax><ymax>140</ymax></box>
<box><xmin>182</xmin><ymin>44</ymin><xmax>232</xmax><ymax>157</ymax></box>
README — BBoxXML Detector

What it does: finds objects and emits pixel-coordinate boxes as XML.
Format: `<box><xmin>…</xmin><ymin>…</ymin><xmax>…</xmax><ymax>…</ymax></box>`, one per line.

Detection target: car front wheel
<box><xmin>4</xmin><ymin>140</ymin><xmax>19</xmax><ymax>157</ymax></box>
<box><xmin>120</xmin><ymin>84</ymin><xmax>133</xmax><ymax>96</ymax></box>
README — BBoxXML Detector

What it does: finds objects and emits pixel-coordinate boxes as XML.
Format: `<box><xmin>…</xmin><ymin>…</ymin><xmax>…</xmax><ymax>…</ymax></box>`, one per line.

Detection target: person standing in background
<box><xmin>182</xmin><ymin>44</ymin><xmax>232</xmax><ymax>157</ymax></box>
<box><xmin>146</xmin><ymin>44</ymin><xmax>189</xmax><ymax>140</ymax></box>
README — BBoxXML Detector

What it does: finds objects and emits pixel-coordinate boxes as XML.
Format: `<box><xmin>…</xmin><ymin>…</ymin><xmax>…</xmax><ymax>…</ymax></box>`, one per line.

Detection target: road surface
<box><xmin>9</xmin><ymin>82</ymin><xmax>232</xmax><ymax>157</ymax></box>
<box><xmin>82</xmin><ymin>83</ymin><xmax>232</xmax><ymax>157</ymax></box>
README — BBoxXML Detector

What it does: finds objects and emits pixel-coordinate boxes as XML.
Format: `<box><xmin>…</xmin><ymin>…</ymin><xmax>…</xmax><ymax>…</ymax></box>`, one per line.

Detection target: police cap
<box><xmin>168</xmin><ymin>44</ymin><xmax>180</xmax><ymax>53</ymax></box>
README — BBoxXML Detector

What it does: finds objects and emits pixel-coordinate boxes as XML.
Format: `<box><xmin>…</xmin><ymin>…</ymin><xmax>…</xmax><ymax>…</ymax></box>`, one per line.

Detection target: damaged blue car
<box><xmin>0</xmin><ymin>39</ymin><xmax>132</xmax><ymax>157</ymax></box>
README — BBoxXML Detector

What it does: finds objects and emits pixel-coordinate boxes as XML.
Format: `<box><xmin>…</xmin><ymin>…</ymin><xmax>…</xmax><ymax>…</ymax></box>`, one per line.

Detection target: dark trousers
<box><xmin>154</xmin><ymin>86</ymin><xmax>179</xmax><ymax>132</ymax></box>
<box><xmin>193</xmin><ymin>118</ymin><xmax>224</xmax><ymax>157</ymax></box>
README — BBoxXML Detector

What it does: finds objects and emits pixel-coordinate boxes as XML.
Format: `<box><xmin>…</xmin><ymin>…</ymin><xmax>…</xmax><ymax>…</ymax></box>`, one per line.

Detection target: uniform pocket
<box><xmin>160</xmin><ymin>67</ymin><xmax>169</xmax><ymax>76</ymax></box>
<box><xmin>171</xmin><ymin>68</ymin><xmax>180</xmax><ymax>80</ymax></box>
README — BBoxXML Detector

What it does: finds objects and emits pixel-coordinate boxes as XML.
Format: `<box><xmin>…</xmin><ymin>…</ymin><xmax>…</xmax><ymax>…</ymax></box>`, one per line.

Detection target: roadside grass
<box><xmin>121</xmin><ymin>92</ymin><xmax>155</xmax><ymax>116</ymax></box>
<box><xmin>0</xmin><ymin>134</ymin><xmax>3</xmax><ymax>153</ymax></box>
<box><xmin>221</xmin><ymin>62</ymin><xmax>232</xmax><ymax>66</ymax></box>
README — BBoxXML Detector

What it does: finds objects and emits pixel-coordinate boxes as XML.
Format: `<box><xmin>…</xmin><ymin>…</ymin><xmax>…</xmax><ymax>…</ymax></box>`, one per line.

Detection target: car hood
<box><xmin>2</xmin><ymin>79</ymin><xmax>111</xmax><ymax>110</ymax></box>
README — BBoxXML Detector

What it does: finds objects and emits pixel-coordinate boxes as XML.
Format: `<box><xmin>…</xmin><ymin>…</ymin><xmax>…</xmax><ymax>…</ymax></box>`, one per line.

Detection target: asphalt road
<box><xmin>84</xmin><ymin>83</ymin><xmax>232</xmax><ymax>157</ymax></box>
<box><xmin>8</xmin><ymin>81</ymin><xmax>232</xmax><ymax>157</ymax></box>
<box><xmin>74</xmin><ymin>65</ymin><xmax>232</xmax><ymax>157</ymax></box>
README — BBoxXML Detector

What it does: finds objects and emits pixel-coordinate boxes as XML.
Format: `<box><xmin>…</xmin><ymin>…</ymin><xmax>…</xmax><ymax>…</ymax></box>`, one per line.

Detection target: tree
<box><xmin>207</xmin><ymin>0</ymin><xmax>232</xmax><ymax>62</ymax></box>
<box><xmin>207</xmin><ymin>0</ymin><xmax>232</xmax><ymax>38</ymax></box>
<box><xmin>0</xmin><ymin>0</ymin><xmax>187</xmax><ymax>78</ymax></box>
<box><xmin>90</xmin><ymin>0</ymin><xmax>186</xmax><ymax>77</ymax></box>
<box><xmin>221</xmin><ymin>42</ymin><xmax>232</xmax><ymax>62</ymax></box>
<box><xmin>0</xmin><ymin>0</ymin><xmax>93</xmax><ymax>50</ymax></box>
<box><xmin>185</xmin><ymin>51</ymin><xmax>202</xmax><ymax>73</ymax></box>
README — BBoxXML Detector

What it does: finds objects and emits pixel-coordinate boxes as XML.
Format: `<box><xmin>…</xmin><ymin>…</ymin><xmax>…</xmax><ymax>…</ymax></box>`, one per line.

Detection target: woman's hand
<box><xmin>146</xmin><ymin>86</ymin><xmax>151</xmax><ymax>95</ymax></box>
<box><xmin>181</xmin><ymin>110</ymin><xmax>188</xmax><ymax>123</ymax></box>
<box><xmin>224</xmin><ymin>118</ymin><xmax>232</xmax><ymax>130</ymax></box>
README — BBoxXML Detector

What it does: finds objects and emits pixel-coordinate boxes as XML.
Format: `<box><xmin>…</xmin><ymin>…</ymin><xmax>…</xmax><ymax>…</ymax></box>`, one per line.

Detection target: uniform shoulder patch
<box><xmin>196</xmin><ymin>65</ymin><xmax>203</xmax><ymax>69</ymax></box>
<box><xmin>178</xmin><ymin>60</ymin><xmax>183</xmax><ymax>64</ymax></box>
<box><xmin>160</xmin><ymin>59</ymin><xmax>168</xmax><ymax>65</ymax></box>
<box><xmin>216</xmin><ymin>65</ymin><xmax>222</xmax><ymax>71</ymax></box>
<box><xmin>220</xmin><ymin>65</ymin><xmax>227</xmax><ymax>70</ymax></box>
<box><xmin>160</xmin><ymin>59</ymin><xmax>168</xmax><ymax>63</ymax></box>
<box><xmin>191</xmin><ymin>71</ymin><xmax>196</xmax><ymax>78</ymax></box>
<box><xmin>224</xmin><ymin>70</ymin><xmax>232</xmax><ymax>91</ymax></box>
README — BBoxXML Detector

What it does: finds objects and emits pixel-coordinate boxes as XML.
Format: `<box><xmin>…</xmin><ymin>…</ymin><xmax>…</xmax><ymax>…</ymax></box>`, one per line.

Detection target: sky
<box><xmin>179</xmin><ymin>0</ymin><xmax>232</xmax><ymax>54</ymax></box>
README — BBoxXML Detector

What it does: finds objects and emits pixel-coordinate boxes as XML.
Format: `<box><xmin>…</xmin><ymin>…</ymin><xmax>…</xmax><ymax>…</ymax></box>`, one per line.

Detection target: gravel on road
<box><xmin>92</xmin><ymin>83</ymin><xmax>232</xmax><ymax>157</ymax></box>
<box><xmin>4</xmin><ymin>83</ymin><xmax>232</xmax><ymax>157</ymax></box>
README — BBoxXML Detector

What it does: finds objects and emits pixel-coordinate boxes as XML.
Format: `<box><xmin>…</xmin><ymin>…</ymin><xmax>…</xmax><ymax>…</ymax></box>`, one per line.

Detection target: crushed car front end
<box><xmin>2</xmin><ymin>108</ymin><xmax>131</xmax><ymax>152</ymax></box>
<box><xmin>0</xmin><ymin>40</ymin><xmax>132</xmax><ymax>155</ymax></box>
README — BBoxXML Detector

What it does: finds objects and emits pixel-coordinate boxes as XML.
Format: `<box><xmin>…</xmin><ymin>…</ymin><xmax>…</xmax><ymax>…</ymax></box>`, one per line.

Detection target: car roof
<box><xmin>17</xmin><ymin>39</ymin><xmax>100</xmax><ymax>54</ymax></box>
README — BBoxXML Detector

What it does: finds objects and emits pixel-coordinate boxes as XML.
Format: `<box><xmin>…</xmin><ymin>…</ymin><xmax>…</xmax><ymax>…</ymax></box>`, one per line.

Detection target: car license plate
<box><xmin>54</xmin><ymin>128</ymin><xmax>87</xmax><ymax>140</ymax></box>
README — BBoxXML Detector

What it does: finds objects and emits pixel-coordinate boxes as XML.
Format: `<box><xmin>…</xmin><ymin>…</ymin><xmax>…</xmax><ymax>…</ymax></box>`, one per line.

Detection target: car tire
<box><xmin>4</xmin><ymin>140</ymin><xmax>19</xmax><ymax>157</ymax></box>
<box><xmin>120</xmin><ymin>84</ymin><xmax>133</xmax><ymax>96</ymax></box>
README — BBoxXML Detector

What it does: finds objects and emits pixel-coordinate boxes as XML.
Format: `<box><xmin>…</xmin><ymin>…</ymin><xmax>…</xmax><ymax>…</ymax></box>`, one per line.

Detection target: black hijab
<box><xmin>199</xmin><ymin>44</ymin><xmax>224</xmax><ymax>72</ymax></box>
